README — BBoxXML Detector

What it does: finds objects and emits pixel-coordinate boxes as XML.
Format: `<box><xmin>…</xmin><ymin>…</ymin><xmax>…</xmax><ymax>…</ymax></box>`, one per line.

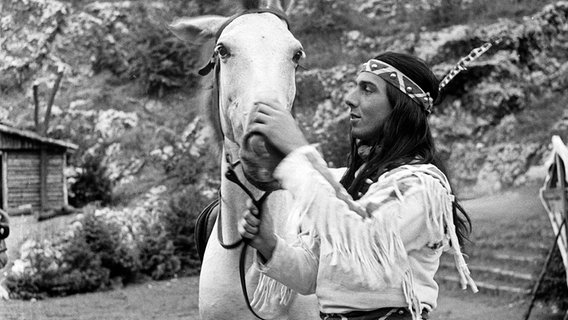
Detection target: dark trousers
<box><xmin>320</xmin><ymin>307</ymin><xmax>429</xmax><ymax>320</ymax></box>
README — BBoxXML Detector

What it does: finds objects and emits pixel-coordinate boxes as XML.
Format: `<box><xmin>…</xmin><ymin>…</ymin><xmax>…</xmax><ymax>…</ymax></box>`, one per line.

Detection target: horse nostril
<box><xmin>246</xmin><ymin>133</ymin><xmax>270</xmax><ymax>157</ymax></box>
<box><xmin>239</xmin><ymin>132</ymin><xmax>284</xmax><ymax>191</ymax></box>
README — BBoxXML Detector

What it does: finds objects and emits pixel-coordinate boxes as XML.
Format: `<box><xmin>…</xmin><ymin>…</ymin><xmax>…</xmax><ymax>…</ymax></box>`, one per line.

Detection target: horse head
<box><xmin>170</xmin><ymin>0</ymin><xmax>303</xmax><ymax>189</ymax></box>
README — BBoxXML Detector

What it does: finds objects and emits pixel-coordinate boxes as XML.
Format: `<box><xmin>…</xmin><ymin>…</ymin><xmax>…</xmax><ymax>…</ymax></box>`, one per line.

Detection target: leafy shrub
<box><xmin>5</xmin><ymin>183</ymin><xmax>210</xmax><ymax>298</ymax></box>
<box><xmin>81</xmin><ymin>212</ymin><xmax>140</xmax><ymax>282</ymax></box>
<box><xmin>292</xmin><ymin>0</ymin><xmax>366</xmax><ymax>34</ymax></box>
<box><xmin>137</xmin><ymin>227</ymin><xmax>181</xmax><ymax>281</ymax></box>
<box><xmin>5</xmin><ymin>211</ymin><xmax>137</xmax><ymax>299</ymax></box>
<box><xmin>125</xmin><ymin>24</ymin><xmax>199</xmax><ymax>97</ymax></box>
<box><xmin>162</xmin><ymin>185</ymin><xmax>209</xmax><ymax>275</ymax></box>
<box><xmin>69</xmin><ymin>153</ymin><xmax>113</xmax><ymax>208</ymax></box>
<box><xmin>90</xmin><ymin>3</ymin><xmax>199</xmax><ymax>97</ymax></box>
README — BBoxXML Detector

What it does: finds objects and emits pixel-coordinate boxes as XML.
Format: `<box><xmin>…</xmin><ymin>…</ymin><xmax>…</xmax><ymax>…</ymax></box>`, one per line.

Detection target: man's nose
<box><xmin>345</xmin><ymin>90</ymin><xmax>357</xmax><ymax>109</ymax></box>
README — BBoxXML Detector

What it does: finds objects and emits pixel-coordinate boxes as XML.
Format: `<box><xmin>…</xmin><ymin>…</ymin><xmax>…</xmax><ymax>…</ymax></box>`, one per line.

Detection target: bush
<box><xmin>137</xmin><ymin>228</ymin><xmax>181</xmax><ymax>280</ymax></box>
<box><xmin>90</xmin><ymin>3</ymin><xmax>200</xmax><ymax>97</ymax></box>
<box><xmin>5</xmin><ymin>211</ymin><xmax>138</xmax><ymax>299</ymax></box>
<box><xmin>69</xmin><ymin>153</ymin><xmax>113</xmax><ymax>208</ymax></box>
<box><xmin>292</xmin><ymin>0</ymin><xmax>367</xmax><ymax>34</ymax></box>
<box><xmin>81</xmin><ymin>212</ymin><xmax>140</xmax><ymax>282</ymax></box>
<box><xmin>5</xmin><ymin>184</ymin><xmax>209</xmax><ymax>298</ymax></box>
<box><xmin>162</xmin><ymin>186</ymin><xmax>209</xmax><ymax>275</ymax></box>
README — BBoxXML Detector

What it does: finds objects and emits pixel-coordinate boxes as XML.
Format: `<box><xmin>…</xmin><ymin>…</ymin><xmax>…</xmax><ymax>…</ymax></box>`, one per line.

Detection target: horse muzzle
<box><xmin>239</xmin><ymin>132</ymin><xmax>284</xmax><ymax>191</ymax></box>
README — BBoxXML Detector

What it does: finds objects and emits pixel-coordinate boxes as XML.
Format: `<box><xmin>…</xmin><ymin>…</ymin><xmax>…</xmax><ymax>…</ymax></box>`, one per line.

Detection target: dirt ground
<box><xmin>0</xmin><ymin>186</ymin><xmax>565</xmax><ymax>320</ymax></box>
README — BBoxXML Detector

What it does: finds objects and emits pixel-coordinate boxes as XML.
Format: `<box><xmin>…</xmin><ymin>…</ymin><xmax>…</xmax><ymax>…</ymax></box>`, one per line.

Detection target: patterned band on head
<box><xmin>361</xmin><ymin>59</ymin><xmax>434</xmax><ymax>114</ymax></box>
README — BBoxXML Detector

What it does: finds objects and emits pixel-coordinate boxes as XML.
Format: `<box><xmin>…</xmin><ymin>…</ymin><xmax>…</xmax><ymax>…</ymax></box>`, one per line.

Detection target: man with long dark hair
<box><xmin>239</xmin><ymin>52</ymin><xmax>477</xmax><ymax>320</ymax></box>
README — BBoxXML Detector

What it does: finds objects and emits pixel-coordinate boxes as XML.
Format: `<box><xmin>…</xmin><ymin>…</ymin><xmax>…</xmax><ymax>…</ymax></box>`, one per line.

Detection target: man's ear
<box><xmin>169</xmin><ymin>15</ymin><xmax>228</xmax><ymax>45</ymax></box>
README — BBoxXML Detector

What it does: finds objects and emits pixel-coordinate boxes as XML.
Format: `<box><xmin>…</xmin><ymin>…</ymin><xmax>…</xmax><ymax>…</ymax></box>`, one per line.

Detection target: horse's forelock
<box><xmin>241</xmin><ymin>0</ymin><xmax>260</xmax><ymax>10</ymax></box>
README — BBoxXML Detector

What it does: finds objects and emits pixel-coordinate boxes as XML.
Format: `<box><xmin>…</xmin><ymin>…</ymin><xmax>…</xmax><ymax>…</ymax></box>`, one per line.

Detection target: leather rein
<box><xmin>197</xmin><ymin>8</ymin><xmax>290</xmax><ymax>320</ymax></box>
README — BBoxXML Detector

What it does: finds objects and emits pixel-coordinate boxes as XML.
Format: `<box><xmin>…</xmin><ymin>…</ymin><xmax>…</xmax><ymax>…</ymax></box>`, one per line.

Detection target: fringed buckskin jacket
<box><xmin>250</xmin><ymin>146</ymin><xmax>476</xmax><ymax>320</ymax></box>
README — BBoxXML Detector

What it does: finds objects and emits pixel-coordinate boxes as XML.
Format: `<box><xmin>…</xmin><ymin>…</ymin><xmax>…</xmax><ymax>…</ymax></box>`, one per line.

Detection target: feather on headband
<box><xmin>438</xmin><ymin>36</ymin><xmax>502</xmax><ymax>92</ymax></box>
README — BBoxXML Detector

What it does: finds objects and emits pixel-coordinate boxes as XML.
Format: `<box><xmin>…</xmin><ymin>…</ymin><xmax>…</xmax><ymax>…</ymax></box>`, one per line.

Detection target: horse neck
<box><xmin>219</xmin><ymin>140</ymin><xmax>291</xmax><ymax>243</ymax></box>
<box><xmin>218</xmin><ymin>140</ymin><xmax>266</xmax><ymax>244</ymax></box>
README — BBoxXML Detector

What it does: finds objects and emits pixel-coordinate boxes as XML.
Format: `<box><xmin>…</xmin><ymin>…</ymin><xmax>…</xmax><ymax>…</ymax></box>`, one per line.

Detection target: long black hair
<box><xmin>339</xmin><ymin>51</ymin><xmax>472</xmax><ymax>246</ymax></box>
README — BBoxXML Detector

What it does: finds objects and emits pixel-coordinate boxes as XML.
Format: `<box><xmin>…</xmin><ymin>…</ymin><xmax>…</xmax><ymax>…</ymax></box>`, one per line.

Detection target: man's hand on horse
<box><xmin>249</xmin><ymin>103</ymin><xmax>308</xmax><ymax>156</ymax></box>
<box><xmin>238</xmin><ymin>199</ymin><xmax>277</xmax><ymax>262</ymax></box>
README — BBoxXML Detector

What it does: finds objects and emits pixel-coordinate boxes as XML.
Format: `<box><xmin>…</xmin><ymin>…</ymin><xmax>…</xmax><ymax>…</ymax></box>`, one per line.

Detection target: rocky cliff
<box><xmin>1</xmin><ymin>0</ymin><xmax>567</xmax><ymax>200</ymax></box>
<box><xmin>294</xmin><ymin>1</ymin><xmax>568</xmax><ymax>197</ymax></box>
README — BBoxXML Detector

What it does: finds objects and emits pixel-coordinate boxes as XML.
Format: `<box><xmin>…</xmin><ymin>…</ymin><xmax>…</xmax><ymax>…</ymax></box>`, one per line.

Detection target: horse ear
<box><xmin>169</xmin><ymin>15</ymin><xmax>228</xmax><ymax>45</ymax></box>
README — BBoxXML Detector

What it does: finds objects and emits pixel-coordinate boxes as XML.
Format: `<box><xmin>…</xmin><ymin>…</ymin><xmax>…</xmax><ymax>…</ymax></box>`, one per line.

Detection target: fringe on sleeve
<box><xmin>250</xmin><ymin>273</ymin><xmax>295</xmax><ymax>318</ymax></box>
<box><xmin>403</xmin><ymin>166</ymin><xmax>479</xmax><ymax>293</ymax></box>
<box><xmin>249</xmin><ymin>196</ymin><xmax>316</xmax><ymax>318</ymax></box>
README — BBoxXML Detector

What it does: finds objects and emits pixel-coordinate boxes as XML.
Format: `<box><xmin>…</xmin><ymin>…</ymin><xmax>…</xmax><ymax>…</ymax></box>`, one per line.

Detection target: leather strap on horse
<box><xmin>225</xmin><ymin>160</ymin><xmax>273</xmax><ymax>320</ymax></box>
<box><xmin>194</xmin><ymin>197</ymin><xmax>219</xmax><ymax>262</ymax></box>
<box><xmin>0</xmin><ymin>209</ymin><xmax>9</xmax><ymax>241</ymax></box>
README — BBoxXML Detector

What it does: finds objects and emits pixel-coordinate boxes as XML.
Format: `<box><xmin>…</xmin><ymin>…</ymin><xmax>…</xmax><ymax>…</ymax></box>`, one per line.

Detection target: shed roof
<box><xmin>0</xmin><ymin>123</ymin><xmax>78</xmax><ymax>150</ymax></box>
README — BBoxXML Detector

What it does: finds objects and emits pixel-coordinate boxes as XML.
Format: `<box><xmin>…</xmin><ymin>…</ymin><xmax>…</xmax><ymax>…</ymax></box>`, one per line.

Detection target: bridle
<box><xmin>198</xmin><ymin>7</ymin><xmax>291</xmax><ymax>320</ymax></box>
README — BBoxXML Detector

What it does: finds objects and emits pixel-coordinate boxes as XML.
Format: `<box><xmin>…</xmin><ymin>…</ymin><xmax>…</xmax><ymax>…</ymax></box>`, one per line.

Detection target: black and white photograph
<box><xmin>0</xmin><ymin>0</ymin><xmax>567</xmax><ymax>319</ymax></box>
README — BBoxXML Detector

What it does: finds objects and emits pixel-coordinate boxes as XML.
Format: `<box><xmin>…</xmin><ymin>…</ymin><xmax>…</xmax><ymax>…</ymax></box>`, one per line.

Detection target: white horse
<box><xmin>170</xmin><ymin>1</ymin><xmax>319</xmax><ymax>319</ymax></box>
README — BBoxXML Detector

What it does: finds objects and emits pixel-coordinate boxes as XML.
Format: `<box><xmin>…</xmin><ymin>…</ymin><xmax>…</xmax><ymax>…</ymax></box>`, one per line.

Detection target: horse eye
<box><xmin>292</xmin><ymin>49</ymin><xmax>305</xmax><ymax>64</ymax></box>
<box><xmin>215</xmin><ymin>44</ymin><xmax>230</xmax><ymax>59</ymax></box>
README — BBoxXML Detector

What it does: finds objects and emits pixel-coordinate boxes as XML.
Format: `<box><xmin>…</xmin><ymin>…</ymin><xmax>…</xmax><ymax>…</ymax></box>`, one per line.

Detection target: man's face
<box><xmin>345</xmin><ymin>72</ymin><xmax>392</xmax><ymax>142</ymax></box>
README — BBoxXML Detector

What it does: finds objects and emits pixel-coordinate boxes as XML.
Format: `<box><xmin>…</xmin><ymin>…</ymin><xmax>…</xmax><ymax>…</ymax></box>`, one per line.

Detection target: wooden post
<box><xmin>43</xmin><ymin>70</ymin><xmax>64</xmax><ymax>136</ymax></box>
<box><xmin>1</xmin><ymin>152</ymin><xmax>7</xmax><ymax>211</ymax></box>
<box><xmin>33</xmin><ymin>81</ymin><xmax>40</xmax><ymax>134</ymax></box>
<box><xmin>523</xmin><ymin>219</ymin><xmax>566</xmax><ymax>320</ymax></box>
<box><xmin>39</xmin><ymin>148</ymin><xmax>48</xmax><ymax>212</ymax></box>
<box><xmin>62</xmin><ymin>153</ymin><xmax>68</xmax><ymax>206</ymax></box>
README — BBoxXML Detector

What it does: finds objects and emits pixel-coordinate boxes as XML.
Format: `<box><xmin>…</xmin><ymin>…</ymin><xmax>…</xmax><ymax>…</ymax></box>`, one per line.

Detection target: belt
<box><xmin>320</xmin><ymin>307</ymin><xmax>429</xmax><ymax>320</ymax></box>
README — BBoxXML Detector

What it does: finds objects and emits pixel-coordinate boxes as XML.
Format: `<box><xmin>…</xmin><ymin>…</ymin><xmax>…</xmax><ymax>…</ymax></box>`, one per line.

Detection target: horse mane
<box><xmin>196</xmin><ymin>72</ymin><xmax>224</xmax><ymax>156</ymax></box>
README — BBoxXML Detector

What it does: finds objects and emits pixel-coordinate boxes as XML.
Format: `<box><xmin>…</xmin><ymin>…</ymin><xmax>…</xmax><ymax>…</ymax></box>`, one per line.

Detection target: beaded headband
<box><xmin>361</xmin><ymin>59</ymin><xmax>434</xmax><ymax>114</ymax></box>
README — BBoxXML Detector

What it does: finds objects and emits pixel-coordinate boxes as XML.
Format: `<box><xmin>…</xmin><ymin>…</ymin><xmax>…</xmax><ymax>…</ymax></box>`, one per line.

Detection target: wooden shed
<box><xmin>0</xmin><ymin>123</ymin><xmax>78</xmax><ymax>213</ymax></box>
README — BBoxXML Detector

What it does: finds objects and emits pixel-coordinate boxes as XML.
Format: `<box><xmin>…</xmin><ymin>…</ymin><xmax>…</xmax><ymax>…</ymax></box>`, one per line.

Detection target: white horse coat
<box><xmin>171</xmin><ymin>1</ymin><xmax>319</xmax><ymax>319</ymax></box>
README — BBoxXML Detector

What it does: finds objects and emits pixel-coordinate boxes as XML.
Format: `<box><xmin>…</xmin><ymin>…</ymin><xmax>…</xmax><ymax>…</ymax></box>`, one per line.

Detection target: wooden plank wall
<box><xmin>6</xmin><ymin>151</ymin><xmax>64</xmax><ymax>210</ymax></box>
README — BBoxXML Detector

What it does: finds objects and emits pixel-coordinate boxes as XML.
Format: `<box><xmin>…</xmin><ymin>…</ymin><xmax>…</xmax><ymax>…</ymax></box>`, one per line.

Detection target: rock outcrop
<box><xmin>294</xmin><ymin>1</ymin><xmax>568</xmax><ymax>196</ymax></box>
<box><xmin>1</xmin><ymin>0</ymin><xmax>567</xmax><ymax>197</ymax></box>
